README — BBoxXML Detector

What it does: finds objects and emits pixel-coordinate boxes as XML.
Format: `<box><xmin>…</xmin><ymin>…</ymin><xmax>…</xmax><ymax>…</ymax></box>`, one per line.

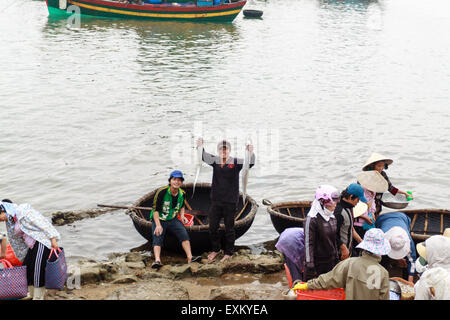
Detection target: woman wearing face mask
<box><xmin>304</xmin><ymin>185</ymin><xmax>340</xmax><ymax>281</ymax></box>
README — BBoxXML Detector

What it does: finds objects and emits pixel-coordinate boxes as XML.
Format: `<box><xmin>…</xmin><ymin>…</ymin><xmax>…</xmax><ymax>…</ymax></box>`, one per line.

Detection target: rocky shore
<box><xmin>51</xmin><ymin>208</ymin><xmax>120</xmax><ymax>226</ymax></box>
<box><xmin>45</xmin><ymin>242</ymin><xmax>289</xmax><ymax>300</ymax></box>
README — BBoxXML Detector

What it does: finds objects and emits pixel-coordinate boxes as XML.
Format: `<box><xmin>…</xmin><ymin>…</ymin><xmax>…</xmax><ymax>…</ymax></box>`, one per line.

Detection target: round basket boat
<box><xmin>243</xmin><ymin>9</ymin><xmax>263</xmax><ymax>18</ymax></box>
<box><xmin>264</xmin><ymin>198</ymin><xmax>450</xmax><ymax>242</ymax></box>
<box><xmin>263</xmin><ymin>199</ymin><xmax>312</xmax><ymax>234</ymax></box>
<box><xmin>129</xmin><ymin>183</ymin><xmax>258</xmax><ymax>254</ymax></box>
<box><xmin>393</xmin><ymin>208</ymin><xmax>450</xmax><ymax>242</ymax></box>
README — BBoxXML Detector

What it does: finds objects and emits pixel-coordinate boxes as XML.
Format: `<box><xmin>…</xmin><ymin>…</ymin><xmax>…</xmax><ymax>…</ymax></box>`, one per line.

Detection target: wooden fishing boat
<box><xmin>262</xmin><ymin>199</ymin><xmax>312</xmax><ymax>234</ymax></box>
<box><xmin>263</xmin><ymin>200</ymin><xmax>450</xmax><ymax>242</ymax></box>
<box><xmin>129</xmin><ymin>182</ymin><xmax>257</xmax><ymax>254</ymax></box>
<box><xmin>46</xmin><ymin>0</ymin><xmax>246</xmax><ymax>22</ymax></box>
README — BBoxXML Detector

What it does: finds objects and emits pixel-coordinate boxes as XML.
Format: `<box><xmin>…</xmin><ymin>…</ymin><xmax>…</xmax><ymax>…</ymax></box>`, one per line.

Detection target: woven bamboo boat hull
<box><xmin>399</xmin><ymin>209</ymin><xmax>450</xmax><ymax>242</ymax></box>
<box><xmin>266</xmin><ymin>201</ymin><xmax>312</xmax><ymax>234</ymax></box>
<box><xmin>129</xmin><ymin>183</ymin><xmax>257</xmax><ymax>254</ymax></box>
<box><xmin>46</xmin><ymin>0</ymin><xmax>246</xmax><ymax>22</ymax></box>
<box><xmin>266</xmin><ymin>201</ymin><xmax>450</xmax><ymax>242</ymax></box>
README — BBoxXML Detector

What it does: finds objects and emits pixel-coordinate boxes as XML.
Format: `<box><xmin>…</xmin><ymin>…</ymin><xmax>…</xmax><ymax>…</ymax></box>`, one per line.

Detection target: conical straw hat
<box><xmin>357</xmin><ymin>171</ymin><xmax>389</xmax><ymax>193</ymax></box>
<box><xmin>353</xmin><ymin>201</ymin><xmax>369</xmax><ymax>218</ymax></box>
<box><xmin>362</xmin><ymin>153</ymin><xmax>393</xmax><ymax>171</ymax></box>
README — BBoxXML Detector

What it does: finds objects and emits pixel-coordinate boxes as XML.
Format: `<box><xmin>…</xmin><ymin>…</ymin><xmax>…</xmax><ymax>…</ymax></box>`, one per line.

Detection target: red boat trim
<box><xmin>68</xmin><ymin>0</ymin><xmax>245</xmax><ymax>12</ymax></box>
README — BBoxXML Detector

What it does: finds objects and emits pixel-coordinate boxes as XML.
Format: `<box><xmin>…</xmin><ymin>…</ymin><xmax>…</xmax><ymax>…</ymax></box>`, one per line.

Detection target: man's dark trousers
<box><xmin>208</xmin><ymin>200</ymin><xmax>237</xmax><ymax>256</ymax></box>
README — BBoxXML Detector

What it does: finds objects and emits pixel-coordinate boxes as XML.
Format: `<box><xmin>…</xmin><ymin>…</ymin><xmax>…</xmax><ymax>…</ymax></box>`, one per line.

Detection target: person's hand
<box><xmin>50</xmin><ymin>238</ymin><xmax>59</xmax><ymax>249</ymax></box>
<box><xmin>0</xmin><ymin>253</ymin><xmax>5</xmax><ymax>259</ymax></box>
<box><xmin>362</xmin><ymin>215</ymin><xmax>374</xmax><ymax>225</ymax></box>
<box><xmin>340</xmin><ymin>245</ymin><xmax>350</xmax><ymax>260</ymax></box>
<box><xmin>196</xmin><ymin>138</ymin><xmax>204</xmax><ymax>147</ymax></box>
<box><xmin>181</xmin><ymin>214</ymin><xmax>188</xmax><ymax>224</ymax></box>
<box><xmin>292</xmin><ymin>282</ymin><xmax>308</xmax><ymax>291</ymax></box>
<box><xmin>400</xmin><ymin>190</ymin><xmax>413</xmax><ymax>200</ymax></box>
<box><xmin>154</xmin><ymin>225</ymin><xmax>163</xmax><ymax>237</ymax></box>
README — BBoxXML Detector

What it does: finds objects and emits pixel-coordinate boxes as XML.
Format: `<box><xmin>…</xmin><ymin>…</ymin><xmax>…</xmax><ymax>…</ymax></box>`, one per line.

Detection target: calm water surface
<box><xmin>1</xmin><ymin>0</ymin><xmax>450</xmax><ymax>260</ymax></box>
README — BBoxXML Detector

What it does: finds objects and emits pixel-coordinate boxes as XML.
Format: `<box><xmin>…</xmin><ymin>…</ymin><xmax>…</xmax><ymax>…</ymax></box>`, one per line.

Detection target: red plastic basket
<box><xmin>178</xmin><ymin>213</ymin><xmax>194</xmax><ymax>226</ymax></box>
<box><xmin>296</xmin><ymin>288</ymin><xmax>346</xmax><ymax>300</ymax></box>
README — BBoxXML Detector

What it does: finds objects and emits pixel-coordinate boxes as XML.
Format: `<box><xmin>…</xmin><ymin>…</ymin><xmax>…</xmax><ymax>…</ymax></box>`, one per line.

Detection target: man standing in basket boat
<box><xmin>150</xmin><ymin>170</ymin><xmax>201</xmax><ymax>269</ymax></box>
<box><xmin>196</xmin><ymin>138</ymin><xmax>255</xmax><ymax>262</ymax></box>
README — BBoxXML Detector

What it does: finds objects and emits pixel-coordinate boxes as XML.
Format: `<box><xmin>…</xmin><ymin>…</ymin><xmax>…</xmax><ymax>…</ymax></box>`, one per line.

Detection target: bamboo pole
<box><xmin>235</xmin><ymin>200</ymin><xmax>249</xmax><ymax>221</ymax></box>
<box><xmin>410</xmin><ymin>213</ymin><xmax>418</xmax><ymax>232</ymax></box>
<box><xmin>286</xmin><ymin>207</ymin><xmax>292</xmax><ymax>217</ymax></box>
<box><xmin>184</xmin><ymin>199</ymin><xmax>204</xmax><ymax>225</ymax></box>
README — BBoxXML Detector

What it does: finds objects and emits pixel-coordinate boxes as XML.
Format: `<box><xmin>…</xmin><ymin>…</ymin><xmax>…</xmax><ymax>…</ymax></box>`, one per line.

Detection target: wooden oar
<box><xmin>184</xmin><ymin>200</ymin><xmax>205</xmax><ymax>225</ymax></box>
<box><xmin>97</xmin><ymin>204</ymin><xmax>207</xmax><ymax>216</ymax></box>
<box><xmin>97</xmin><ymin>204</ymin><xmax>148</xmax><ymax>219</ymax></box>
<box><xmin>234</xmin><ymin>199</ymin><xmax>249</xmax><ymax>221</ymax></box>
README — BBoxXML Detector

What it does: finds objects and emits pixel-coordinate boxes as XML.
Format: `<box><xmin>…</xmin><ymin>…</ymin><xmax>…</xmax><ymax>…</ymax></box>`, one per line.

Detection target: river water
<box><xmin>1</xmin><ymin>0</ymin><xmax>450</xmax><ymax>260</ymax></box>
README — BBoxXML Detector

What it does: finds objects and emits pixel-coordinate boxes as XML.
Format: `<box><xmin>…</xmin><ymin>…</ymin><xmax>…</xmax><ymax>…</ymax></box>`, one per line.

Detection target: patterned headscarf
<box><xmin>0</xmin><ymin>201</ymin><xmax>17</xmax><ymax>219</ymax></box>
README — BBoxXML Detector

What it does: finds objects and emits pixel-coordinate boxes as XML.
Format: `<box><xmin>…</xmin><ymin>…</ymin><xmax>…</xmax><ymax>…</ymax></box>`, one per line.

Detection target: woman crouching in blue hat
<box><xmin>150</xmin><ymin>170</ymin><xmax>201</xmax><ymax>268</ymax></box>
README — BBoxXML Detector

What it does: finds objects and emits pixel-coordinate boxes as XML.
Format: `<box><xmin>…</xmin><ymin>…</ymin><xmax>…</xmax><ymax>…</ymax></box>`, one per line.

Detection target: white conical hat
<box><xmin>357</xmin><ymin>171</ymin><xmax>389</xmax><ymax>193</ymax></box>
<box><xmin>362</xmin><ymin>153</ymin><xmax>394</xmax><ymax>171</ymax></box>
<box><xmin>353</xmin><ymin>201</ymin><xmax>369</xmax><ymax>218</ymax></box>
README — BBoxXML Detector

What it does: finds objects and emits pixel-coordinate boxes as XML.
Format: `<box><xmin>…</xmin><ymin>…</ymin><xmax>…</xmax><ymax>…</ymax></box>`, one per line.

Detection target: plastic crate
<box><xmin>295</xmin><ymin>288</ymin><xmax>346</xmax><ymax>300</ymax></box>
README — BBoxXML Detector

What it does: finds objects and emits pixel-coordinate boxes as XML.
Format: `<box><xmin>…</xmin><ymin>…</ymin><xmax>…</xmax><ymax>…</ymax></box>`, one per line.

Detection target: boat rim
<box><xmin>129</xmin><ymin>182</ymin><xmax>258</xmax><ymax>231</ymax></box>
<box><xmin>266</xmin><ymin>200</ymin><xmax>312</xmax><ymax>223</ymax></box>
<box><xmin>266</xmin><ymin>201</ymin><xmax>450</xmax><ymax>241</ymax></box>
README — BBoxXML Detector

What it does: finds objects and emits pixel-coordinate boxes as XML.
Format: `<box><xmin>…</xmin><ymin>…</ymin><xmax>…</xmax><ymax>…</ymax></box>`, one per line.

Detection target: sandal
<box><xmin>151</xmin><ymin>261</ymin><xmax>162</xmax><ymax>269</ymax></box>
<box><xmin>191</xmin><ymin>256</ymin><xmax>202</xmax><ymax>263</ymax></box>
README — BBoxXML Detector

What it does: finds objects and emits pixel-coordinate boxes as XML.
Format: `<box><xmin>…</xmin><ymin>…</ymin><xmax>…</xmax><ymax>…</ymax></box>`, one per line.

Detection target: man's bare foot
<box><xmin>208</xmin><ymin>251</ymin><xmax>220</xmax><ymax>262</ymax></box>
<box><xmin>220</xmin><ymin>254</ymin><xmax>232</xmax><ymax>262</ymax></box>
